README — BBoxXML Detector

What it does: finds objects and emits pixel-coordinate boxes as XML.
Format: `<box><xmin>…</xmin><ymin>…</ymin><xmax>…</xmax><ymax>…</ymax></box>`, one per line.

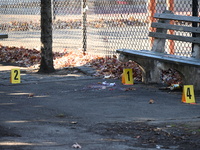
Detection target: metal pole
<box><xmin>192</xmin><ymin>0</ymin><xmax>198</xmax><ymax>51</ymax></box>
<box><xmin>82</xmin><ymin>0</ymin><xmax>87</xmax><ymax>54</ymax></box>
<box><xmin>51</xmin><ymin>0</ymin><xmax>53</xmax><ymax>20</ymax></box>
<box><xmin>192</xmin><ymin>0</ymin><xmax>198</xmax><ymax>20</ymax></box>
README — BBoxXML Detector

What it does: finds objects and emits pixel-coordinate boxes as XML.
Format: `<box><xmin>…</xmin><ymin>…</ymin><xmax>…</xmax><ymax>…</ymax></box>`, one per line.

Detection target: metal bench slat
<box><xmin>154</xmin><ymin>13</ymin><xmax>200</xmax><ymax>23</ymax></box>
<box><xmin>0</xmin><ymin>33</ymin><xmax>8</xmax><ymax>39</ymax></box>
<box><xmin>149</xmin><ymin>32</ymin><xmax>200</xmax><ymax>44</ymax></box>
<box><xmin>116</xmin><ymin>49</ymin><xmax>200</xmax><ymax>66</ymax></box>
<box><xmin>151</xmin><ymin>22</ymin><xmax>200</xmax><ymax>34</ymax></box>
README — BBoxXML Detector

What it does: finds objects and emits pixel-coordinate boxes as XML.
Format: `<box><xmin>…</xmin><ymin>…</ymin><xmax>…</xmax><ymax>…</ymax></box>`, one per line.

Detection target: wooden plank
<box><xmin>154</xmin><ymin>13</ymin><xmax>200</xmax><ymax>23</ymax></box>
<box><xmin>0</xmin><ymin>33</ymin><xmax>8</xmax><ymax>39</ymax></box>
<box><xmin>116</xmin><ymin>49</ymin><xmax>200</xmax><ymax>66</ymax></box>
<box><xmin>149</xmin><ymin>32</ymin><xmax>200</xmax><ymax>44</ymax></box>
<box><xmin>151</xmin><ymin>22</ymin><xmax>200</xmax><ymax>34</ymax></box>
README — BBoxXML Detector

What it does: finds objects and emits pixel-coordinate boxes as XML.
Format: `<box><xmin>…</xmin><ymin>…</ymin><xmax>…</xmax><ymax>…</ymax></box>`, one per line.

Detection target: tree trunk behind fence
<box><xmin>39</xmin><ymin>0</ymin><xmax>55</xmax><ymax>73</ymax></box>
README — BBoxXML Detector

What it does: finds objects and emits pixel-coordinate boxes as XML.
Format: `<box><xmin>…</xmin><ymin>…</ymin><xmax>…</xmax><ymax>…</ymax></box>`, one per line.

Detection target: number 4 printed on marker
<box><xmin>186</xmin><ymin>88</ymin><xmax>192</xmax><ymax>99</ymax></box>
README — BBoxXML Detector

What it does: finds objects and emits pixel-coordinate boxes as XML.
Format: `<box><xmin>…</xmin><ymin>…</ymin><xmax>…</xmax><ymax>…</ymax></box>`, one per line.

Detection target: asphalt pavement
<box><xmin>0</xmin><ymin>63</ymin><xmax>200</xmax><ymax>150</ymax></box>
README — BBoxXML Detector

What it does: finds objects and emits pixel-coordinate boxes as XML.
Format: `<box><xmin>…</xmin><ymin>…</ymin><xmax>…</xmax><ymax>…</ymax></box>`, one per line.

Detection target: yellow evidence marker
<box><xmin>10</xmin><ymin>68</ymin><xmax>21</xmax><ymax>84</ymax></box>
<box><xmin>182</xmin><ymin>85</ymin><xmax>196</xmax><ymax>104</ymax></box>
<box><xmin>122</xmin><ymin>68</ymin><xmax>134</xmax><ymax>85</ymax></box>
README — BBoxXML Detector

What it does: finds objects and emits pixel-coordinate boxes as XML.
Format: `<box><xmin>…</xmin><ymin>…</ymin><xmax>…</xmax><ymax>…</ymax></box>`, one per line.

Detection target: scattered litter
<box><xmin>159</xmin><ymin>83</ymin><xmax>182</xmax><ymax>91</ymax></box>
<box><xmin>72</xmin><ymin>143</ymin><xmax>82</xmax><ymax>149</ymax></box>
<box><xmin>71</xmin><ymin>121</ymin><xmax>78</xmax><ymax>124</ymax></box>
<box><xmin>136</xmin><ymin>136</ymin><xmax>140</xmax><ymax>138</ymax></box>
<box><xmin>104</xmin><ymin>75</ymin><xmax>111</xmax><ymax>79</ymax></box>
<box><xmin>169</xmin><ymin>84</ymin><xmax>181</xmax><ymax>90</ymax></box>
<box><xmin>86</xmin><ymin>81</ymin><xmax>117</xmax><ymax>91</ymax></box>
<box><xmin>85</xmin><ymin>82</ymin><xmax>138</xmax><ymax>92</ymax></box>
<box><xmin>156</xmin><ymin>145</ymin><xmax>161</xmax><ymax>149</ymax></box>
<box><xmin>102</xmin><ymin>81</ymin><xmax>116</xmax><ymax>87</ymax></box>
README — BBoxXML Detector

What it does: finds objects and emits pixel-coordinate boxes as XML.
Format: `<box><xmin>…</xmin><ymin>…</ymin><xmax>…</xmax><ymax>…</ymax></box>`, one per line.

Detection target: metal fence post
<box><xmin>192</xmin><ymin>0</ymin><xmax>198</xmax><ymax>27</ymax></box>
<box><xmin>82</xmin><ymin>0</ymin><xmax>87</xmax><ymax>54</ymax></box>
<box><xmin>51</xmin><ymin>0</ymin><xmax>56</xmax><ymax>20</ymax></box>
<box><xmin>192</xmin><ymin>0</ymin><xmax>199</xmax><ymax>52</ymax></box>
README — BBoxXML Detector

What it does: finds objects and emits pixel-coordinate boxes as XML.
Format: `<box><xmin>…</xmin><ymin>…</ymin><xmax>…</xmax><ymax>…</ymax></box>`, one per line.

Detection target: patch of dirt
<box><xmin>22</xmin><ymin>67</ymin><xmax>85</xmax><ymax>76</ymax></box>
<box><xmin>0</xmin><ymin>125</ymin><xmax>21</xmax><ymax>138</ymax></box>
<box><xmin>90</xmin><ymin>121</ymin><xmax>200</xmax><ymax>150</ymax></box>
<box><xmin>0</xmin><ymin>126</ymin><xmax>23</xmax><ymax>150</ymax></box>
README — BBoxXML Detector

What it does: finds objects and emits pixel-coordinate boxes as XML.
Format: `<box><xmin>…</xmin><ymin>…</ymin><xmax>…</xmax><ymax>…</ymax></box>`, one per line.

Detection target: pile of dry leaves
<box><xmin>0</xmin><ymin>44</ymin><xmax>182</xmax><ymax>84</ymax></box>
<box><xmin>0</xmin><ymin>45</ymin><xmax>41</xmax><ymax>67</ymax></box>
<box><xmin>0</xmin><ymin>17</ymin><xmax>146</xmax><ymax>32</ymax></box>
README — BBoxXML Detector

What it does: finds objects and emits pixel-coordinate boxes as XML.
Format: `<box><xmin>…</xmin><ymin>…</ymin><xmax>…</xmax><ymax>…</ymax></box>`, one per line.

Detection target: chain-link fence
<box><xmin>0</xmin><ymin>0</ymin><xmax>199</xmax><ymax>57</ymax></box>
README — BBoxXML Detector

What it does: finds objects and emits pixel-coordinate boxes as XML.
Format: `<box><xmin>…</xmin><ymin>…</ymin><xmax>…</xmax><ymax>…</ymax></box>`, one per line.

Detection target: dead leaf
<box><xmin>56</xmin><ymin>114</ymin><xmax>66</xmax><ymax>118</ymax></box>
<box><xmin>28</xmin><ymin>93</ymin><xmax>34</xmax><ymax>98</ymax></box>
<box><xmin>124</xmin><ymin>87</ymin><xmax>136</xmax><ymax>91</ymax></box>
<box><xmin>149</xmin><ymin>99</ymin><xmax>154</xmax><ymax>104</ymax></box>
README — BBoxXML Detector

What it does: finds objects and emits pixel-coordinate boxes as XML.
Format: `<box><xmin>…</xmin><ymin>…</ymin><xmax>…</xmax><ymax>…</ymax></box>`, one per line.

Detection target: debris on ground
<box><xmin>28</xmin><ymin>93</ymin><xmax>34</xmax><ymax>98</ymax></box>
<box><xmin>101</xmin><ymin>81</ymin><xmax>116</xmax><ymax>87</ymax></box>
<box><xmin>159</xmin><ymin>83</ymin><xmax>182</xmax><ymax>91</ymax></box>
<box><xmin>123</xmin><ymin>87</ymin><xmax>136</xmax><ymax>91</ymax></box>
<box><xmin>90</xmin><ymin>121</ymin><xmax>200</xmax><ymax>150</ymax></box>
<box><xmin>149</xmin><ymin>99</ymin><xmax>155</xmax><ymax>104</ymax></box>
<box><xmin>161</xmin><ymin>69</ymin><xmax>182</xmax><ymax>86</ymax></box>
<box><xmin>0</xmin><ymin>45</ymin><xmax>183</xmax><ymax>85</ymax></box>
<box><xmin>0</xmin><ymin>45</ymin><xmax>142</xmax><ymax>80</ymax></box>
<box><xmin>86</xmin><ymin>81</ymin><xmax>116</xmax><ymax>91</ymax></box>
<box><xmin>56</xmin><ymin>114</ymin><xmax>66</xmax><ymax>118</ymax></box>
